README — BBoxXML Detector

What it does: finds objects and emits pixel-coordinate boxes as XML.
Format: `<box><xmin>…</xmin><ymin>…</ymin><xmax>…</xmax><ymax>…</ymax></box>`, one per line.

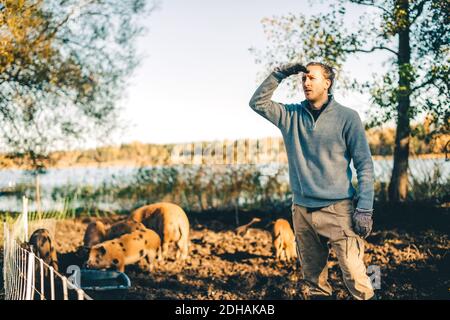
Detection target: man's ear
<box><xmin>325</xmin><ymin>78</ymin><xmax>332</xmax><ymax>91</ymax></box>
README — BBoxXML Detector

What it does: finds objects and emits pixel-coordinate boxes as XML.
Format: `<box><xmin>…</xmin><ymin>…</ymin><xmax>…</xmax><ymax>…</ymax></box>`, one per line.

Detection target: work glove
<box><xmin>352</xmin><ymin>208</ymin><xmax>373</xmax><ymax>239</ymax></box>
<box><xmin>273</xmin><ymin>62</ymin><xmax>308</xmax><ymax>80</ymax></box>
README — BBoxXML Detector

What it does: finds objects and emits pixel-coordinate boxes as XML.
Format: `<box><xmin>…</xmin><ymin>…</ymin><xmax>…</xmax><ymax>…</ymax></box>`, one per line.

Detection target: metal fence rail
<box><xmin>2</xmin><ymin>197</ymin><xmax>91</xmax><ymax>300</ymax></box>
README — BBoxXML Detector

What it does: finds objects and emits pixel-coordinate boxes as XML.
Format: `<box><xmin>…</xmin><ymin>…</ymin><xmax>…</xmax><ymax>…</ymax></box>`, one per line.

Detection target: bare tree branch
<box><xmin>410</xmin><ymin>0</ymin><xmax>430</xmax><ymax>25</ymax></box>
<box><xmin>349</xmin><ymin>0</ymin><xmax>394</xmax><ymax>17</ymax></box>
<box><xmin>343</xmin><ymin>45</ymin><xmax>399</xmax><ymax>56</ymax></box>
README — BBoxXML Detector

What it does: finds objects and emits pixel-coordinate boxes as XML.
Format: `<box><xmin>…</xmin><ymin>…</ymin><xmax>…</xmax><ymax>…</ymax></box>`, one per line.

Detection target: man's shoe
<box><xmin>368</xmin><ymin>293</ymin><xmax>379</xmax><ymax>300</ymax></box>
<box><xmin>309</xmin><ymin>294</ymin><xmax>336</xmax><ymax>300</ymax></box>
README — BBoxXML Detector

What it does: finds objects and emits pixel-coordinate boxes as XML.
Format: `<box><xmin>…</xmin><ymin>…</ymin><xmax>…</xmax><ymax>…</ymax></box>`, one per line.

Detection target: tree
<box><xmin>250</xmin><ymin>0</ymin><xmax>449</xmax><ymax>202</ymax></box>
<box><xmin>0</xmin><ymin>0</ymin><xmax>155</xmax><ymax>211</ymax></box>
<box><xmin>0</xmin><ymin>0</ymin><xmax>155</xmax><ymax>170</ymax></box>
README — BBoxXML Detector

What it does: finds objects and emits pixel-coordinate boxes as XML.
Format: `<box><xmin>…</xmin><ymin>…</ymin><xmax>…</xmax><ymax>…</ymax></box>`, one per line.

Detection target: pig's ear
<box><xmin>98</xmin><ymin>246</ymin><xmax>107</xmax><ymax>255</ymax></box>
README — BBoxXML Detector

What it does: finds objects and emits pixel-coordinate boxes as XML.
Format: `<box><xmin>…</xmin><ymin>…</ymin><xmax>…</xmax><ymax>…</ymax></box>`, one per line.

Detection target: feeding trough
<box><xmin>79</xmin><ymin>269</ymin><xmax>131</xmax><ymax>291</ymax></box>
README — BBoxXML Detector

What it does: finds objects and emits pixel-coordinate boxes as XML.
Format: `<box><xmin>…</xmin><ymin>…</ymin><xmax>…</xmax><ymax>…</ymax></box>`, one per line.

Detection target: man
<box><xmin>249</xmin><ymin>62</ymin><xmax>375</xmax><ymax>300</ymax></box>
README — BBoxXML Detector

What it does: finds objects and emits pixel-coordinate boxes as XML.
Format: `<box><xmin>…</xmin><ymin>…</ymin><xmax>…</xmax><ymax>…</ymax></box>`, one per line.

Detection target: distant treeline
<box><xmin>0</xmin><ymin>124</ymin><xmax>448</xmax><ymax>169</ymax></box>
<box><xmin>367</xmin><ymin>126</ymin><xmax>448</xmax><ymax>157</ymax></box>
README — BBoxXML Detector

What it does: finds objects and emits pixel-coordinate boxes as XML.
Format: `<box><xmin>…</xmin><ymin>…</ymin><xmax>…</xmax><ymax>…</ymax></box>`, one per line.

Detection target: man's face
<box><xmin>301</xmin><ymin>65</ymin><xmax>331</xmax><ymax>102</ymax></box>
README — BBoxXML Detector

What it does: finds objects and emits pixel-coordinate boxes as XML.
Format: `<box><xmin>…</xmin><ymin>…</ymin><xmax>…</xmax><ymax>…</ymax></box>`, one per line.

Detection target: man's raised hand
<box><xmin>274</xmin><ymin>62</ymin><xmax>309</xmax><ymax>80</ymax></box>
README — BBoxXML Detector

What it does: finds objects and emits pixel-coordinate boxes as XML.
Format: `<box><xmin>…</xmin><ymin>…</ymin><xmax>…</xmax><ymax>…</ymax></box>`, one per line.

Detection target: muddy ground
<box><xmin>1</xmin><ymin>208</ymin><xmax>449</xmax><ymax>300</ymax></box>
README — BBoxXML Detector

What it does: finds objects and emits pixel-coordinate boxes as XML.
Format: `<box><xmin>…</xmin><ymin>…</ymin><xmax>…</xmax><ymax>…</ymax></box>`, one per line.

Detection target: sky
<box><xmin>116</xmin><ymin>0</ymin><xmax>392</xmax><ymax>145</ymax></box>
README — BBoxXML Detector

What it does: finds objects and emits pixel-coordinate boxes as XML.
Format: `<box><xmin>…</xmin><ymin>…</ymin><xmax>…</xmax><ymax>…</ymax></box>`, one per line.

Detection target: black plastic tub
<box><xmin>80</xmin><ymin>269</ymin><xmax>131</xmax><ymax>291</ymax></box>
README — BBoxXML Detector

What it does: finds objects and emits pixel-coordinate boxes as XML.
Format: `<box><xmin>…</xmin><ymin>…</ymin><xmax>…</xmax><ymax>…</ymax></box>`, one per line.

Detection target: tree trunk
<box><xmin>234</xmin><ymin>199</ymin><xmax>240</xmax><ymax>227</ymax></box>
<box><xmin>388</xmin><ymin>0</ymin><xmax>411</xmax><ymax>203</ymax></box>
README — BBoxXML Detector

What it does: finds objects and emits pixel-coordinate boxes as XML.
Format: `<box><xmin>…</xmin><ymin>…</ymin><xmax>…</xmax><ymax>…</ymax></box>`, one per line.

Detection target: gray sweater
<box><xmin>249</xmin><ymin>73</ymin><xmax>375</xmax><ymax>210</ymax></box>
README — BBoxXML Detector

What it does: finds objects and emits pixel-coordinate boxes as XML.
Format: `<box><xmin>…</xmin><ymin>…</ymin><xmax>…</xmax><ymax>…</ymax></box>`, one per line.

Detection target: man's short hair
<box><xmin>306</xmin><ymin>62</ymin><xmax>335</xmax><ymax>93</ymax></box>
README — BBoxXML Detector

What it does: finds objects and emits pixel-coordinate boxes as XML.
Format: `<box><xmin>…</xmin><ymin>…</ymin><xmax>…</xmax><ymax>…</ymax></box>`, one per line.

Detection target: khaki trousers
<box><xmin>292</xmin><ymin>199</ymin><xmax>374</xmax><ymax>300</ymax></box>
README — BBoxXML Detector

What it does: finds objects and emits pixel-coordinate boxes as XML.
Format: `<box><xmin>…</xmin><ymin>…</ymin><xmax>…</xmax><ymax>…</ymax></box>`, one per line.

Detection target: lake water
<box><xmin>0</xmin><ymin>157</ymin><xmax>448</xmax><ymax>212</ymax></box>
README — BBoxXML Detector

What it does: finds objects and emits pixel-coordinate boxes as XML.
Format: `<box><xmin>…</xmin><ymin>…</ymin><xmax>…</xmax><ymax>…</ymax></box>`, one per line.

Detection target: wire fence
<box><xmin>2</xmin><ymin>197</ymin><xmax>92</xmax><ymax>300</ymax></box>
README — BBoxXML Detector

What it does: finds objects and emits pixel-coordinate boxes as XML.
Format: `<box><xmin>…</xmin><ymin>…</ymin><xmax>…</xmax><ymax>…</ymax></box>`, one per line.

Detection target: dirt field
<box><xmin>0</xmin><ymin>211</ymin><xmax>448</xmax><ymax>300</ymax></box>
<box><xmin>44</xmin><ymin>215</ymin><xmax>450</xmax><ymax>300</ymax></box>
